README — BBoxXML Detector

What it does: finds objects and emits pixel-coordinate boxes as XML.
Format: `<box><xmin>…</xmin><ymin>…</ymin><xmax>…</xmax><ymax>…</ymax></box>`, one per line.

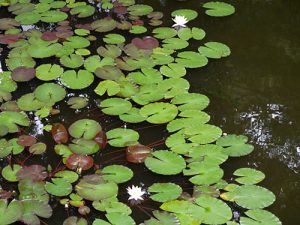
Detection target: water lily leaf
<box><xmin>119</xmin><ymin>108</ymin><xmax>147</xmax><ymax>123</ymax></box>
<box><xmin>162</xmin><ymin>38</ymin><xmax>189</xmax><ymax>50</ymax></box>
<box><xmin>15</xmin><ymin>11</ymin><xmax>41</xmax><ymax>25</ymax></box>
<box><xmin>145</xmin><ymin>150</ymin><xmax>186</xmax><ymax>175</ymax></box>
<box><xmin>95</xmin><ymin>65</ymin><xmax>124</xmax><ymax>80</ymax></box>
<box><xmin>67</xmin><ymin>97</ymin><xmax>88</xmax><ymax>109</ymax></box>
<box><xmin>171</xmin><ymin>9</ymin><xmax>198</xmax><ymax>20</ymax></box>
<box><xmin>85</xmin><ymin>55</ymin><xmax>114</xmax><ymax>72</ymax></box>
<box><xmin>29</xmin><ymin>142</ymin><xmax>47</xmax><ymax>155</ymax></box>
<box><xmin>185</xmin><ymin>124</ymin><xmax>222</xmax><ymax>144</ymax></box>
<box><xmin>177</xmin><ymin>27</ymin><xmax>206</xmax><ymax>41</ymax></box>
<box><xmin>45</xmin><ymin>178</ymin><xmax>72</xmax><ymax>197</ymax></box>
<box><xmin>106</xmin><ymin>213</ymin><xmax>135</xmax><ymax>225</ymax></box>
<box><xmin>141</xmin><ymin>211</ymin><xmax>179</xmax><ymax>225</ymax></box>
<box><xmin>64</xmin><ymin>36</ymin><xmax>91</xmax><ymax>49</ymax></box>
<box><xmin>54</xmin><ymin>170</ymin><xmax>79</xmax><ymax>183</ymax></box>
<box><xmin>60</xmin><ymin>54</ymin><xmax>84</xmax><ymax>68</ymax></box>
<box><xmin>149</xmin><ymin>183</ymin><xmax>182</xmax><ymax>203</ymax></box>
<box><xmin>167</xmin><ymin>114</ymin><xmax>210</xmax><ymax>133</ymax></box>
<box><xmin>68</xmin><ymin>119</ymin><xmax>101</xmax><ymax>140</ymax></box>
<box><xmin>101</xmin><ymin>165</ymin><xmax>133</xmax><ymax>184</ymax></box>
<box><xmin>126</xmin><ymin>143</ymin><xmax>152</xmax><ymax>163</ymax></box>
<box><xmin>132</xmin><ymin>84</ymin><xmax>164</xmax><ymax>105</ymax></box>
<box><xmin>175</xmin><ymin>51</ymin><xmax>208</xmax><ymax>68</ymax></box>
<box><xmin>28</xmin><ymin>43</ymin><xmax>62</xmax><ymax>58</ymax></box>
<box><xmin>203</xmin><ymin>1</ymin><xmax>235</xmax><ymax>17</ymax></box>
<box><xmin>130</xmin><ymin>25</ymin><xmax>147</xmax><ymax>34</ymax></box>
<box><xmin>118</xmin><ymin>0</ymin><xmax>135</xmax><ymax>6</ymax></box>
<box><xmin>171</xmin><ymin>93</ymin><xmax>210</xmax><ymax>111</ymax></box>
<box><xmin>103</xmin><ymin>34</ymin><xmax>126</xmax><ymax>44</ymax></box>
<box><xmin>66</xmin><ymin>153</ymin><xmax>94</xmax><ymax>171</ymax></box>
<box><xmin>1</xmin><ymin>164</ymin><xmax>22</xmax><ymax>182</ymax></box>
<box><xmin>184</xmin><ymin>162</ymin><xmax>224</xmax><ymax>185</ymax></box>
<box><xmin>100</xmin><ymin>98</ymin><xmax>132</xmax><ymax>115</ymax></box>
<box><xmin>76</xmin><ymin>175</ymin><xmax>118</xmax><ymax>201</ymax></box>
<box><xmin>158</xmin><ymin>78</ymin><xmax>190</xmax><ymax>99</ymax></box>
<box><xmin>140</xmin><ymin>103</ymin><xmax>178</xmax><ymax>124</ymax></box>
<box><xmin>240</xmin><ymin>209</ymin><xmax>282</xmax><ymax>225</ymax></box>
<box><xmin>17</xmin><ymin>165</ymin><xmax>48</xmax><ymax>182</ymax></box>
<box><xmin>91</xmin><ymin>18</ymin><xmax>117</xmax><ymax>32</ymax></box>
<box><xmin>40</xmin><ymin>10</ymin><xmax>68</xmax><ymax>22</ymax></box>
<box><xmin>1</xmin><ymin>138</ymin><xmax>25</xmax><ymax>156</ymax></box>
<box><xmin>20</xmin><ymin>199</ymin><xmax>52</xmax><ymax>225</ymax></box>
<box><xmin>60</xmin><ymin>70</ymin><xmax>94</xmax><ymax>89</ymax></box>
<box><xmin>95</xmin><ymin>80</ymin><xmax>120</xmax><ymax>96</ymax></box>
<box><xmin>222</xmin><ymin>185</ymin><xmax>276</xmax><ymax>209</ymax></box>
<box><xmin>36</xmin><ymin>64</ymin><xmax>64</xmax><ymax>81</ymax></box>
<box><xmin>160</xmin><ymin>63</ymin><xmax>186</xmax><ymax>78</ymax></box>
<box><xmin>198</xmin><ymin>42</ymin><xmax>231</xmax><ymax>58</ymax></box>
<box><xmin>234</xmin><ymin>168</ymin><xmax>265</xmax><ymax>185</ymax></box>
<box><xmin>153</xmin><ymin>27</ymin><xmax>177</xmax><ymax>39</ymax></box>
<box><xmin>75</xmin><ymin>28</ymin><xmax>90</xmax><ymax>36</ymax></box>
<box><xmin>64</xmin><ymin>216</ymin><xmax>88</xmax><ymax>225</ymax></box>
<box><xmin>17</xmin><ymin>93</ymin><xmax>43</xmax><ymax>111</ymax></box>
<box><xmin>0</xmin><ymin>18</ymin><xmax>20</xmax><ymax>30</ymax></box>
<box><xmin>216</xmin><ymin>134</ymin><xmax>254</xmax><ymax>156</ymax></box>
<box><xmin>0</xmin><ymin>111</ymin><xmax>29</xmax><ymax>133</ymax></box>
<box><xmin>132</xmin><ymin>36</ymin><xmax>159</xmax><ymax>50</ymax></box>
<box><xmin>0</xmin><ymin>199</ymin><xmax>23</xmax><ymax>225</ymax></box>
<box><xmin>195</xmin><ymin>195</ymin><xmax>232</xmax><ymax>224</ymax></box>
<box><xmin>75</xmin><ymin>48</ymin><xmax>90</xmax><ymax>56</ymax></box>
<box><xmin>127</xmin><ymin>68</ymin><xmax>162</xmax><ymax>85</ymax></box>
<box><xmin>107</xmin><ymin>128</ymin><xmax>139</xmax><ymax>147</ymax></box>
<box><xmin>11</xmin><ymin>66</ymin><xmax>35</xmax><ymax>82</ymax></box>
<box><xmin>128</xmin><ymin>4</ymin><xmax>153</xmax><ymax>16</ymax></box>
<box><xmin>70</xmin><ymin>5</ymin><xmax>95</xmax><ymax>18</ymax></box>
<box><xmin>69</xmin><ymin>139</ymin><xmax>100</xmax><ymax>155</ymax></box>
<box><xmin>97</xmin><ymin>45</ymin><xmax>122</xmax><ymax>58</ymax></box>
<box><xmin>34</xmin><ymin>83</ymin><xmax>66</xmax><ymax>104</ymax></box>
<box><xmin>0</xmin><ymin>72</ymin><xmax>17</xmax><ymax>92</ymax></box>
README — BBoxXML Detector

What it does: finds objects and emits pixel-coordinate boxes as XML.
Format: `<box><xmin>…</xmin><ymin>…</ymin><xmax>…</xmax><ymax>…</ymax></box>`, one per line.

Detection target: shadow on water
<box><xmin>1</xmin><ymin>0</ymin><xmax>300</xmax><ymax>224</ymax></box>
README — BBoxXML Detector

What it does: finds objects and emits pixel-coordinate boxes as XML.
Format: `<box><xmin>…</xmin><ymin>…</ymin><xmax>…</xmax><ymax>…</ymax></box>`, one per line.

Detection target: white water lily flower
<box><xmin>127</xmin><ymin>185</ymin><xmax>146</xmax><ymax>201</ymax></box>
<box><xmin>172</xmin><ymin>15</ymin><xmax>189</xmax><ymax>27</ymax></box>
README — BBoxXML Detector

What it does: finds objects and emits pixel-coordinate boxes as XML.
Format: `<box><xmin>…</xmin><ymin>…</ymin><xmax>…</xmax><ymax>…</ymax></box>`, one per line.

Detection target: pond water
<box><xmin>0</xmin><ymin>0</ymin><xmax>299</xmax><ymax>224</ymax></box>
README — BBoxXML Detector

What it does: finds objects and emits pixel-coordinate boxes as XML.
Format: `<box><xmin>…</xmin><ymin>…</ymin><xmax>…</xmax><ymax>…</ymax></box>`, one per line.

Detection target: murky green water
<box><xmin>1</xmin><ymin>0</ymin><xmax>299</xmax><ymax>224</ymax></box>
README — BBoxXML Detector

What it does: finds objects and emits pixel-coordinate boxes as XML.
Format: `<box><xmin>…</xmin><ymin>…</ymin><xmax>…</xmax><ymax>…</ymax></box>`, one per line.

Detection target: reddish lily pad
<box><xmin>66</xmin><ymin>154</ymin><xmax>94</xmax><ymax>171</ymax></box>
<box><xmin>17</xmin><ymin>165</ymin><xmax>48</xmax><ymax>181</ymax></box>
<box><xmin>52</xmin><ymin>123</ymin><xmax>69</xmax><ymax>144</ymax></box>
<box><xmin>131</xmin><ymin>36</ymin><xmax>159</xmax><ymax>50</ymax></box>
<box><xmin>17</xmin><ymin>135</ymin><xmax>37</xmax><ymax>147</ymax></box>
<box><xmin>126</xmin><ymin>143</ymin><xmax>152</xmax><ymax>163</ymax></box>
<box><xmin>11</xmin><ymin>67</ymin><xmax>36</xmax><ymax>82</ymax></box>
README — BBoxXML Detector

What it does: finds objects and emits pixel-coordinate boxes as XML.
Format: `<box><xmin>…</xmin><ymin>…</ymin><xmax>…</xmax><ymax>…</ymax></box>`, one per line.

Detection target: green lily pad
<box><xmin>34</xmin><ymin>83</ymin><xmax>66</xmax><ymax>103</ymax></box>
<box><xmin>240</xmin><ymin>209</ymin><xmax>282</xmax><ymax>225</ymax></box>
<box><xmin>67</xmin><ymin>97</ymin><xmax>88</xmax><ymax>109</ymax></box>
<box><xmin>45</xmin><ymin>178</ymin><xmax>72</xmax><ymax>197</ymax></box>
<box><xmin>145</xmin><ymin>150</ymin><xmax>186</xmax><ymax>175</ymax></box>
<box><xmin>40</xmin><ymin>10</ymin><xmax>68</xmax><ymax>22</ymax></box>
<box><xmin>20</xmin><ymin>200</ymin><xmax>52</xmax><ymax>225</ymax></box>
<box><xmin>0</xmin><ymin>111</ymin><xmax>29</xmax><ymax>133</ymax></box>
<box><xmin>69</xmin><ymin>119</ymin><xmax>102</xmax><ymax>140</ymax></box>
<box><xmin>60</xmin><ymin>54</ymin><xmax>84</xmax><ymax>68</ymax></box>
<box><xmin>69</xmin><ymin>139</ymin><xmax>100</xmax><ymax>155</ymax></box>
<box><xmin>177</xmin><ymin>27</ymin><xmax>206</xmax><ymax>41</ymax></box>
<box><xmin>127</xmin><ymin>68</ymin><xmax>162</xmax><ymax>85</ymax></box>
<box><xmin>203</xmin><ymin>1</ymin><xmax>235</xmax><ymax>17</ymax></box>
<box><xmin>149</xmin><ymin>183</ymin><xmax>182</xmax><ymax>203</ymax></box>
<box><xmin>106</xmin><ymin>213</ymin><xmax>135</xmax><ymax>225</ymax></box>
<box><xmin>1</xmin><ymin>164</ymin><xmax>22</xmax><ymax>182</ymax></box>
<box><xmin>106</xmin><ymin>128</ymin><xmax>139</xmax><ymax>147</ymax></box>
<box><xmin>100</xmin><ymin>98</ymin><xmax>132</xmax><ymax>116</ymax></box>
<box><xmin>171</xmin><ymin>9</ymin><xmax>198</xmax><ymax>21</ymax></box>
<box><xmin>0</xmin><ymin>199</ymin><xmax>23</xmax><ymax>225</ymax></box>
<box><xmin>17</xmin><ymin>93</ymin><xmax>43</xmax><ymax>111</ymax></box>
<box><xmin>91</xmin><ymin>18</ymin><xmax>117</xmax><ymax>32</ymax></box>
<box><xmin>36</xmin><ymin>64</ymin><xmax>64</xmax><ymax>81</ymax></box>
<box><xmin>97</xmin><ymin>45</ymin><xmax>122</xmax><ymax>58</ymax></box>
<box><xmin>158</xmin><ymin>78</ymin><xmax>190</xmax><ymax>99</ymax></box>
<box><xmin>101</xmin><ymin>165</ymin><xmax>133</xmax><ymax>184</ymax></box>
<box><xmin>84</xmin><ymin>55</ymin><xmax>114</xmax><ymax>72</ymax></box>
<box><xmin>15</xmin><ymin>11</ymin><xmax>41</xmax><ymax>25</ymax></box>
<box><xmin>54</xmin><ymin>170</ymin><xmax>79</xmax><ymax>183</ymax></box>
<box><xmin>185</xmin><ymin>124</ymin><xmax>222</xmax><ymax>144</ymax></box>
<box><xmin>234</xmin><ymin>168</ymin><xmax>266</xmax><ymax>185</ymax></box>
<box><xmin>141</xmin><ymin>211</ymin><xmax>179</xmax><ymax>225</ymax></box>
<box><xmin>103</xmin><ymin>34</ymin><xmax>126</xmax><ymax>44</ymax></box>
<box><xmin>140</xmin><ymin>103</ymin><xmax>178</xmax><ymax>124</ymax></box>
<box><xmin>198</xmin><ymin>42</ymin><xmax>231</xmax><ymax>59</ymax></box>
<box><xmin>119</xmin><ymin>108</ymin><xmax>147</xmax><ymax>123</ymax></box>
<box><xmin>128</xmin><ymin>4</ymin><xmax>153</xmax><ymax>16</ymax></box>
<box><xmin>95</xmin><ymin>66</ymin><xmax>124</xmax><ymax>81</ymax></box>
<box><xmin>162</xmin><ymin>38</ymin><xmax>189</xmax><ymax>50</ymax></box>
<box><xmin>28</xmin><ymin>42</ymin><xmax>62</xmax><ymax>58</ymax></box>
<box><xmin>216</xmin><ymin>134</ymin><xmax>255</xmax><ymax>156</ymax></box>
<box><xmin>29</xmin><ymin>142</ymin><xmax>47</xmax><ymax>154</ymax></box>
<box><xmin>0</xmin><ymin>138</ymin><xmax>24</xmax><ymax>157</ymax></box>
<box><xmin>94</xmin><ymin>80</ymin><xmax>120</xmax><ymax>96</ymax></box>
<box><xmin>70</xmin><ymin>4</ymin><xmax>95</xmax><ymax>18</ymax></box>
<box><xmin>0</xmin><ymin>72</ymin><xmax>17</xmax><ymax>92</ymax></box>
<box><xmin>175</xmin><ymin>51</ymin><xmax>208</xmax><ymax>68</ymax></box>
<box><xmin>60</xmin><ymin>70</ymin><xmax>94</xmax><ymax>89</ymax></box>
<box><xmin>152</xmin><ymin>27</ymin><xmax>177</xmax><ymax>39</ymax></box>
<box><xmin>160</xmin><ymin>63</ymin><xmax>186</xmax><ymax>78</ymax></box>
<box><xmin>130</xmin><ymin>25</ymin><xmax>147</xmax><ymax>34</ymax></box>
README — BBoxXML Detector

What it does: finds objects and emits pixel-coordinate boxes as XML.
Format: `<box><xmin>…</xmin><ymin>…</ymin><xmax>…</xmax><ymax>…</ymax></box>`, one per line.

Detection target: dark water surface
<box><xmin>1</xmin><ymin>0</ymin><xmax>300</xmax><ymax>224</ymax></box>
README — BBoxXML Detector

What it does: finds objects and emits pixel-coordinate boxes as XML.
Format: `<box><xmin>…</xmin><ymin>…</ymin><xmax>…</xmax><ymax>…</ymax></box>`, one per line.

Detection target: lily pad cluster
<box><xmin>0</xmin><ymin>0</ymin><xmax>281</xmax><ymax>225</ymax></box>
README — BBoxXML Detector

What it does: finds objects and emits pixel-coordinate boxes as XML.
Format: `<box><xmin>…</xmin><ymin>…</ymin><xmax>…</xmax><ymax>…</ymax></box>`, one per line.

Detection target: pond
<box><xmin>0</xmin><ymin>0</ymin><xmax>299</xmax><ymax>224</ymax></box>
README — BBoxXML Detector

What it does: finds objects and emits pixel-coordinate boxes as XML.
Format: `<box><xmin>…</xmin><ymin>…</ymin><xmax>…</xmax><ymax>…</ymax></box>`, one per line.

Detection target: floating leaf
<box><xmin>160</xmin><ymin>63</ymin><xmax>186</xmax><ymax>78</ymax></box>
<box><xmin>145</xmin><ymin>150</ymin><xmax>186</xmax><ymax>175</ymax></box>
<box><xmin>171</xmin><ymin>93</ymin><xmax>209</xmax><ymax>111</ymax></box>
<box><xmin>162</xmin><ymin>38</ymin><xmax>189</xmax><ymax>50</ymax></box>
<box><xmin>54</xmin><ymin>170</ymin><xmax>79</xmax><ymax>183</ymax></box>
<box><xmin>203</xmin><ymin>1</ymin><xmax>235</xmax><ymax>17</ymax></box>
<box><xmin>126</xmin><ymin>143</ymin><xmax>152</xmax><ymax>163</ymax></box>
<box><xmin>240</xmin><ymin>209</ymin><xmax>282</xmax><ymax>225</ymax></box>
<box><xmin>20</xmin><ymin>200</ymin><xmax>52</xmax><ymax>225</ymax></box>
<box><xmin>106</xmin><ymin>213</ymin><xmax>135</xmax><ymax>225</ymax></box>
<box><xmin>91</xmin><ymin>18</ymin><xmax>117</xmax><ymax>32</ymax></box>
<box><xmin>101</xmin><ymin>165</ymin><xmax>133</xmax><ymax>184</ymax></box>
<box><xmin>66</xmin><ymin>153</ymin><xmax>94</xmax><ymax>171</ymax></box>
<box><xmin>127</xmin><ymin>68</ymin><xmax>162</xmax><ymax>85</ymax></box>
<box><xmin>128</xmin><ymin>4</ymin><xmax>153</xmax><ymax>16</ymax></box>
<box><xmin>1</xmin><ymin>164</ymin><xmax>22</xmax><ymax>182</ymax></box>
<box><xmin>17</xmin><ymin>135</ymin><xmax>37</xmax><ymax>147</ymax></box>
<box><xmin>34</xmin><ymin>83</ymin><xmax>66</xmax><ymax>104</ymax></box>
<box><xmin>0</xmin><ymin>111</ymin><xmax>29</xmax><ymax>133</ymax></box>
<box><xmin>175</xmin><ymin>51</ymin><xmax>208</xmax><ymax>68</ymax></box>
<box><xmin>64</xmin><ymin>216</ymin><xmax>88</xmax><ymax>225</ymax></box>
<box><xmin>100</xmin><ymin>98</ymin><xmax>132</xmax><ymax>116</ymax></box>
<box><xmin>60</xmin><ymin>70</ymin><xmax>94</xmax><ymax>89</ymax></box>
<box><xmin>171</xmin><ymin>9</ymin><xmax>198</xmax><ymax>20</ymax></box>
<box><xmin>0</xmin><ymin>199</ymin><xmax>23</xmax><ymax>225</ymax></box>
<box><xmin>177</xmin><ymin>27</ymin><xmax>206</xmax><ymax>41</ymax></box>
<box><xmin>141</xmin><ymin>211</ymin><xmax>179</xmax><ymax>225</ymax></box>
<box><xmin>103</xmin><ymin>34</ymin><xmax>126</xmax><ymax>44</ymax></box>
<box><xmin>131</xmin><ymin>36</ymin><xmax>159</xmax><ymax>50</ymax></box>
<box><xmin>94</xmin><ymin>80</ymin><xmax>120</xmax><ymax>96</ymax></box>
<box><xmin>69</xmin><ymin>119</ymin><xmax>102</xmax><ymax>140</ymax></box>
<box><xmin>234</xmin><ymin>168</ymin><xmax>266</xmax><ymax>185</ymax></box>
<box><xmin>45</xmin><ymin>178</ymin><xmax>72</xmax><ymax>197</ymax></box>
<box><xmin>185</xmin><ymin>124</ymin><xmax>222</xmax><ymax>144</ymax></box>
<box><xmin>95</xmin><ymin>66</ymin><xmax>124</xmax><ymax>81</ymax></box>
<box><xmin>17</xmin><ymin>165</ymin><xmax>48</xmax><ymax>182</ymax></box>
<box><xmin>29</xmin><ymin>142</ymin><xmax>47</xmax><ymax>155</ymax></box>
<box><xmin>140</xmin><ymin>103</ymin><xmax>178</xmax><ymax>124</ymax></box>
<box><xmin>15</xmin><ymin>11</ymin><xmax>41</xmax><ymax>25</ymax></box>
<box><xmin>40</xmin><ymin>10</ymin><xmax>68</xmax><ymax>23</ymax></box>
<box><xmin>51</xmin><ymin>123</ymin><xmax>69</xmax><ymax>144</ymax></box>
<box><xmin>107</xmin><ymin>128</ymin><xmax>139</xmax><ymax>147</ymax></box>
<box><xmin>69</xmin><ymin>139</ymin><xmax>100</xmax><ymax>155</ymax></box>
<box><xmin>60</xmin><ymin>54</ymin><xmax>84</xmax><ymax>68</ymax></box>
<box><xmin>153</xmin><ymin>27</ymin><xmax>177</xmax><ymax>39</ymax></box>
<box><xmin>149</xmin><ymin>183</ymin><xmax>182</xmax><ymax>202</ymax></box>
<box><xmin>119</xmin><ymin>108</ymin><xmax>147</xmax><ymax>123</ymax></box>
<box><xmin>11</xmin><ymin>66</ymin><xmax>35</xmax><ymax>82</ymax></box>
<box><xmin>67</xmin><ymin>97</ymin><xmax>89</xmax><ymax>109</ymax></box>
<box><xmin>130</xmin><ymin>25</ymin><xmax>147</xmax><ymax>34</ymax></box>
<box><xmin>198</xmin><ymin>42</ymin><xmax>231</xmax><ymax>58</ymax></box>
<box><xmin>36</xmin><ymin>64</ymin><xmax>64</xmax><ymax>81</ymax></box>
<box><xmin>70</xmin><ymin>5</ymin><xmax>95</xmax><ymax>18</ymax></box>
<box><xmin>216</xmin><ymin>134</ymin><xmax>254</xmax><ymax>156</ymax></box>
